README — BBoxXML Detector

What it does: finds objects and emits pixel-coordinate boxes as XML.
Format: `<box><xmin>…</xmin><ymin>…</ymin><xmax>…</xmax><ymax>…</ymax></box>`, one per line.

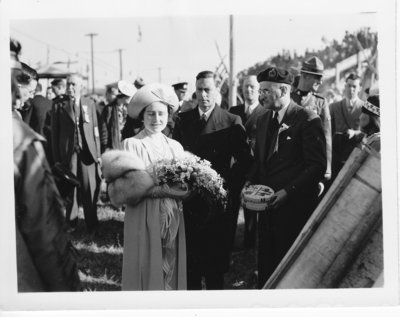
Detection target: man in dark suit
<box><xmin>173</xmin><ymin>70</ymin><xmax>252</xmax><ymax>290</ymax></box>
<box><xmin>229</xmin><ymin>75</ymin><xmax>266</xmax><ymax>249</ymax></box>
<box><xmin>20</xmin><ymin>82</ymin><xmax>52</xmax><ymax>137</ymax></box>
<box><xmin>100</xmin><ymin>80</ymin><xmax>136</xmax><ymax>152</ymax></box>
<box><xmin>247</xmin><ymin>67</ymin><xmax>326</xmax><ymax>288</ymax></box>
<box><xmin>50</xmin><ymin>73</ymin><xmax>102</xmax><ymax>233</ymax></box>
<box><xmin>329</xmin><ymin>73</ymin><xmax>365</xmax><ymax>180</ymax></box>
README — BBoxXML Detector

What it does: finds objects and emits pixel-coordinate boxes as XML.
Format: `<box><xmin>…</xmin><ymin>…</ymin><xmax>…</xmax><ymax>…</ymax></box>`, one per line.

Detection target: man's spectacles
<box><xmin>258</xmin><ymin>89</ymin><xmax>271</xmax><ymax>96</ymax></box>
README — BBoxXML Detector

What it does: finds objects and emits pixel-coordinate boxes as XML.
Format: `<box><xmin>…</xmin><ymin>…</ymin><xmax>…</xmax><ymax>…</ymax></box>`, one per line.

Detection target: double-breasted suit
<box><xmin>51</xmin><ymin>95</ymin><xmax>101</xmax><ymax>231</ymax></box>
<box><xmin>173</xmin><ymin>105</ymin><xmax>252</xmax><ymax>289</ymax></box>
<box><xmin>248</xmin><ymin>100</ymin><xmax>326</xmax><ymax>287</ymax></box>
<box><xmin>229</xmin><ymin>103</ymin><xmax>266</xmax><ymax>248</ymax></box>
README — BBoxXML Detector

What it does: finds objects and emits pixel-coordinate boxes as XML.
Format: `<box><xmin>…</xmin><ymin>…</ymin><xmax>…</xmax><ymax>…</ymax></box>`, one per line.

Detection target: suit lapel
<box><xmin>80</xmin><ymin>97</ymin><xmax>92</xmax><ymax>139</ymax></box>
<box><xmin>60</xmin><ymin>96</ymin><xmax>76</xmax><ymax>123</ymax></box>
<box><xmin>236</xmin><ymin>104</ymin><xmax>246</xmax><ymax>123</ymax></box>
<box><xmin>340</xmin><ymin>99</ymin><xmax>354</xmax><ymax>128</ymax></box>
<box><xmin>202</xmin><ymin>106</ymin><xmax>220</xmax><ymax>135</ymax></box>
<box><xmin>245</xmin><ymin>104</ymin><xmax>263</xmax><ymax>131</ymax></box>
<box><xmin>280</xmin><ymin>101</ymin><xmax>298</xmax><ymax>128</ymax></box>
<box><xmin>266</xmin><ymin>101</ymin><xmax>298</xmax><ymax>161</ymax></box>
<box><xmin>258</xmin><ymin>110</ymin><xmax>271</xmax><ymax>164</ymax></box>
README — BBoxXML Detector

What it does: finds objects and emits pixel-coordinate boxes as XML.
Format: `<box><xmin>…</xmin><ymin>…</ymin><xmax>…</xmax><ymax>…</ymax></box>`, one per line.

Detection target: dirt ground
<box><xmin>71</xmin><ymin>202</ymin><xmax>258</xmax><ymax>291</ymax></box>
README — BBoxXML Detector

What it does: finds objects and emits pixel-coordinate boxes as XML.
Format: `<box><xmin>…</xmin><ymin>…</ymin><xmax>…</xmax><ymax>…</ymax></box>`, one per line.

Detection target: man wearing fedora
<box><xmin>291</xmin><ymin>56</ymin><xmax>332</xmax><ymax>182</ymax></box>
<box><xmin>50</xmin><ymin>73</ymin><xmax>102</xmax><ymax>233</ymax></box>
<box><xmin>100</xmin><ymin>80</ymin><xmax>136</xmax><ymax>152</ymax></box>
<box><xmin>173</xmin><ymin>70</ymin><xmax>252</xmax><ymax>290</ymax></box>
<box><xmin>247</xmin><ymin>66</ymin><xmax>326</xmax><ymax>287</ymax></box>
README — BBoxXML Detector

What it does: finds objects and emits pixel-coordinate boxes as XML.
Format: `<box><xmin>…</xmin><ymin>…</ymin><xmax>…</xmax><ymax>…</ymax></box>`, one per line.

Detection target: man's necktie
<box><xmin>266</xmin><ymin>111</ymin><xmax>280</xmax><ymax>158</ymax></box>
<box><xmin>73</xmin><ymin>100</ymin><xmax>83</xmax><ymax>152</ymax></box>
<box><xmin>199</xmin><ymin>113</ymin><xmax>207</xmax><ymax>129</ymax></box>
<box><xmin>271</xmin><ymin>111</ymin><xmax>280</xmax><ymax>133</ymax></box>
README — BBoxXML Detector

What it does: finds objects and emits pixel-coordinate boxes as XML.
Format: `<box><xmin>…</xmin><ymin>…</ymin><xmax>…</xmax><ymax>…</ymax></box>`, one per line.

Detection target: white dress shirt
<box><xmin>198</xmin><ymin>104</ymin><xmax>216</xmax><ymax>121</ymax></box>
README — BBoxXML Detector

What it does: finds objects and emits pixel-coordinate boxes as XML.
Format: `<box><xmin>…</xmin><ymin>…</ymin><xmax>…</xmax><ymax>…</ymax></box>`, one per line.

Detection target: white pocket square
<box><xmin>286</xmin><ymin>136</ymin><xmax>292</xmax><ymax>140</ymax></box>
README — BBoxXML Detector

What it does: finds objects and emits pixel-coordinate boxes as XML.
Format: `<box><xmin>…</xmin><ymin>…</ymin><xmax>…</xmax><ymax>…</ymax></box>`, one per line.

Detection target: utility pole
<box><xmin>228</xmin><ymin>15</ymin><xmax>236</xmax><ymax>110</ymax></box>
<box><xmin>157</xmin><ymin>67</ymin><xmax>162</xmax><ymax>83</ymax></box>
<box><xmin>117</xmin><ymin>49</ymin><xmax>125</xmax><ymax>80</ymax></box>
<box><xmin>85</xmin><ymin>33</ymin><xmax>98</xmax><ymax>94</ymax></box>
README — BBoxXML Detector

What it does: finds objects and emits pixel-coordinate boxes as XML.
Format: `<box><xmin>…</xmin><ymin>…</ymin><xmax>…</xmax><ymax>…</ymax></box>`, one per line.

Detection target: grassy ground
<box><xmin>71</xmin><ymin>200</ymin><xmax>258</xmax><ymax>291</ymax></box>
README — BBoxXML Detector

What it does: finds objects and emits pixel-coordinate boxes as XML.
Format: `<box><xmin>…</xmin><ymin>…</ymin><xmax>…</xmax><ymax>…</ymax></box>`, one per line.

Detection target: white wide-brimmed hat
<box><xmin>127</xmin><ymin>83</ymin><xmax>179</xmax><ymax>119</ymax></box>
<box><xmin>117</xmin><ymin>80</ymin><xmax>136</xmax><ymax>97</ymax></box>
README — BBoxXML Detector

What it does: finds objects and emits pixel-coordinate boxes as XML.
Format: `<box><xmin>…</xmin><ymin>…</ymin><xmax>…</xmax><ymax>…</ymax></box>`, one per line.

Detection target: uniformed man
<box><xmin>172</xmin><ymin>82</ymin><xmax>188</xmax><ymax>109</ymax></box>
<box><xmin>291</xmin><ymin>56</ymin><xmax>332</xmax><ymax>182</ymax></box>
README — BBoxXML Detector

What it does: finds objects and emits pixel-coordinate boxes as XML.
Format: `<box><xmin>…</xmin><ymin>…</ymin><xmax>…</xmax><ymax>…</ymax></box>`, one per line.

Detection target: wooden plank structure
<box><xmin>263</xmin><ymin>146</ymin><xmax>383</xmax><ymax>289</ymax></box>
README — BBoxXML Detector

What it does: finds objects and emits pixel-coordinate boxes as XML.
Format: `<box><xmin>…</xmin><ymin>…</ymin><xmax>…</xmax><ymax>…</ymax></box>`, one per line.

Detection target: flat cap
<box><xmin>127</xmin><ymin>83</ymin><xmax>179</xmax><ymax>119</ymax></box>
<box><xmin>172</xmin><ymin>82</ymin><xmax>188</xmax><ymax>91</ymax></box>
<box><xmin>257</xmin><ymin>67</ymin><xmax>293</xmax><ymax>85</ymax></box>
<box><xmin>301</xmin><ymin>56</ymin><xmax>324</xmax><ymax>76</ymax></box>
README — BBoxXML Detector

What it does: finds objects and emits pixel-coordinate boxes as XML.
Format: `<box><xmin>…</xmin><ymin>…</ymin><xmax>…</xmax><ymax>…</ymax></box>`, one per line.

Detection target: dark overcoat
<box><xmin>50</xmin><ymin>95</ymin><xmax>101</xmax><ymax>230</ymax></box>
<box><xmin>20</xmin><ymin>95</ymin><xmax>52</xmax><ymax>137</ymax></box>
<box><xmin>173</xmin><ymin>105</ymin><xmax>252</xmax><ymax>273</ymax></box>
<box><xmin>51</xmin><ymin>95</ymin><xmax>101</xmax><ymax>166</ymax></box>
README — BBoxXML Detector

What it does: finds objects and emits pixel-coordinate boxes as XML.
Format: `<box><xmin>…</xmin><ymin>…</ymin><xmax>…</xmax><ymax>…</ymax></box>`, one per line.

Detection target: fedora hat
<box><xmin>127</xmin><ymin>83</ymin><xmax>179</xmax><ymax>119</ymax></box>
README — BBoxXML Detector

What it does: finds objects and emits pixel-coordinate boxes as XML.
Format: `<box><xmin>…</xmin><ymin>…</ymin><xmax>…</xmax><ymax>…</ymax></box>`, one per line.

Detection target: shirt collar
<box><xmin>198</xmin><ymin>104</ymin><xmax>216</xmax><ymax>120</ymax></box>
<box><xmin>245</xmin><ymin>101</ymin><xmax>259</xmax><ymax>115</ymax></box>
<box><xmin>274</xmin><ymin>103</ymin><xmax>289</xmax><ymax>123</ymax></box>
<box><xmin>346</xmin><ymin>96</ymin><xmax>360</xmax><ymax>107</ymax></box>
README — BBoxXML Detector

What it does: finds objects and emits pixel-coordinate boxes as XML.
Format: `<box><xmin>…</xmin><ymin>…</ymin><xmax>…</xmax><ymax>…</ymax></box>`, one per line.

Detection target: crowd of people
<box><xmin>11</xmin><ymin>36</ymin><xmax>380</xmax><ymax>292</ymax></box>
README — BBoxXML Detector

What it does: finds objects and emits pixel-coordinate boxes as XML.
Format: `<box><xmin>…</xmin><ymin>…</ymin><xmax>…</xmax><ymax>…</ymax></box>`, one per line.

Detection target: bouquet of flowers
<box><xmin>101</xmin><ymin>150</ymin><xmax>227</xmax><ymax>208</ymax></box>
<box><xmin>150</xmin><ymin>154</ymin><xmax>228</xmax><ymax>208</ymax></box>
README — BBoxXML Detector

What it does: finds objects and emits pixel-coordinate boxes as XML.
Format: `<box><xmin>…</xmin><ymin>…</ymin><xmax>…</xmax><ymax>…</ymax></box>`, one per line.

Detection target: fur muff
<box><xmin>101</xmin><ymin>150</ymin><xmax>146</xmax><ymax>183</ymax></box>
<box><xmin>107</xmin><ymin>169</ymin><xmax>155</xmax><ymax>207</ymax></box>
<box><xmin>101</xmin><ymin>150</ymin><xmax>155</xmax><ymax>207</ymax></box>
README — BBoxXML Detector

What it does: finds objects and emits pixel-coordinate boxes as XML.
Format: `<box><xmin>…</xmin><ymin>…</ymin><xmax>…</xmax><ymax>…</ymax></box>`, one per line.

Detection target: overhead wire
<box><xmin>10</xmin><ymin>27</ymin><xmax>118</xmax><ymax>73</ymax></box>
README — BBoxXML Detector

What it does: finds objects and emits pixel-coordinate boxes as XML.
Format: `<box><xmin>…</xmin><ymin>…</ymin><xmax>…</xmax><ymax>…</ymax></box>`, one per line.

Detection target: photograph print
<box><xmin>1</xmin><ymin>0</ymin><xmax>398</xmax><ymax>311</ymax></box>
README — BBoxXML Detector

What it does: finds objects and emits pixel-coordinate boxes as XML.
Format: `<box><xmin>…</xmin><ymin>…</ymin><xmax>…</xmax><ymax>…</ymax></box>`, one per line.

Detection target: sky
<box><xmin>8</xmin><ymin>3</ymin><xmax>377</xmax><ymax>94</ymax></box>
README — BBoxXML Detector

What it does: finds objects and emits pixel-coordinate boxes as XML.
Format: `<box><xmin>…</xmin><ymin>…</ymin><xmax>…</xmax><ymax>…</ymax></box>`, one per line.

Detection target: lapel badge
<box><xmin>82</xmin><ymin>105</ymin><xmax>90</xmax><ymax>123</ymax></box>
